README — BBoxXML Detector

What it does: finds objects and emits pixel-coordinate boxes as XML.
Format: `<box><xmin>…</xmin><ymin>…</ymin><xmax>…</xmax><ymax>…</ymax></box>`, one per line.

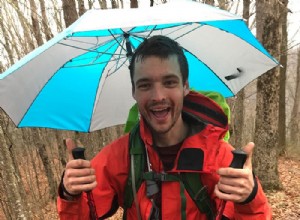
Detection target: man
<box><xmin>57</xmin><ymin>35</ymin><xmax>271</xmax><ymax>219</ymax></box>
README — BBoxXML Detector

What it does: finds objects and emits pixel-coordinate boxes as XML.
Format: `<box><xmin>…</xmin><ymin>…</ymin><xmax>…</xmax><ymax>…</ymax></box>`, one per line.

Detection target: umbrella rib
<box><xmin>108</xmin><ymin>29</ymin><xmax>127</xmax><ymax>52</ymax></box>
<box><xmin>171</xmin><ymin>23</ymin><xmax>202</xmax><ymax>41</ymax></box>
<box><xmin>60</xmin><ymin>37</ymin><xmax>113</xmax><ymax>50</ymax></box>
<box><xmin>61</xmin><ymin>56</ymin><xmax>127</xmax><ymax>68</ymax></box>
<box><xmin>106</xmin><ymin>56</ymin><xmax>130</xmax><ymax>77</ymax></box>
<box><xmin>59</xmin><ymin>38</ymin><xmax>129</xmax><ymax>68</ymax></box>
<box><xmin>58</xmin><ymin>41</ymin><xmax>118</xmax><ymax>55</ymax></box>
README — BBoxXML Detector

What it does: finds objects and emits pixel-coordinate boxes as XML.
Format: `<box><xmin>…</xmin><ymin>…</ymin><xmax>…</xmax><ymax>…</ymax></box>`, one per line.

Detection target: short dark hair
<box><xmin>129</xmin><ymin>35</ymin><xmax>189</xmax><ymax>89</ymax></box>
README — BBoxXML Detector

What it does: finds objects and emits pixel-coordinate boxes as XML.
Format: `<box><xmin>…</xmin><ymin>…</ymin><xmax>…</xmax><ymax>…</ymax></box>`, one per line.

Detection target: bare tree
<box><xmin>29</xmin><ymin>0</ymin><xmax>44</xmax><ymax>46</ymax></box>
<box><xmin>0</xmin><ymin>7</ymin><xmax>14</xmax><ymax>65</ymax></box>
<box><xmin>230</xmin><ymin>0</ymin><xmax>250</xmax><ymax>148</ymax></box>
<box><xmin>62</xmin><ymin>0</ymin><xmax>79</xmax><ymax>27</ymax></box>
<box><xmin>0</xmin><ymin>126</ymin><xmax>30</xmax><ymax>219</ymax></box>
<box><xmin>39</xmin><ymin>0</ymin><xmax>54</xmax><ymax>41</ymax></box>
<box><xmin>78</xmin><ymin>0</ymin><xmax>86</xmax><ymax>16</ymax></box>
<box><xmin>290</xmin><ymin>48</ymin><xmax>300</xmax><ymax>147</ymax></box>
<box><xmin>203</xmin><ymin>0</ymin><xmax>214</xmax><ymax>6</ymax></box>
<box><xmin>98</xmin><ymin>0</ymin><xmax>108</xmax><ymax>9</ymax></box>
<box><xmin>111</xmin><ymin>0</ymin><xmax>119</xmax><ymax>8</ymax></box>
<box><xmin>51</xmin><ymin>0</ymin><xmax>63</xmax><ymax>32</ymax></box>
<box><xmin>278</xmin><ymin>0</ymin><xmax>289</xmax><ymax>154</ymax></box>
<box><xmin>6</xmin><ymin>0</ymin><xmax>35</xmax><ymax>53</ymax></box>
<box><xmin>130</xmin><ymin>0</ymin><xmax>138</xmax><ymax>8</ymax></box>
<box><xmin>254</xmin><ymin>0</ymin><xmax>282</xmax><ymax>190</ymax></box>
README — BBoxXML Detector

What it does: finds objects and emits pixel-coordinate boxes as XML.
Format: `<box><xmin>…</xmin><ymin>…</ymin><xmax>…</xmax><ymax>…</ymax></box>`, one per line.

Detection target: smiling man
<box><xmin>57</xmin><ymin>35</ymin><xmax>271</xmax><ymax>220</ymax></box>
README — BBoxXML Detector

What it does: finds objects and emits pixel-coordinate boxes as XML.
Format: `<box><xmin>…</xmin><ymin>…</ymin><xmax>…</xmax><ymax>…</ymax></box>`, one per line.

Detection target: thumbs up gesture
<box><xmin>62</xmin><ymin>138</ymin><xmax>97</xmax><ymax>197</ymax></box>
<box><xmin>214</xmin><ymin>142</ymin><xmax>255</xmax><ymax>203</ymax></box>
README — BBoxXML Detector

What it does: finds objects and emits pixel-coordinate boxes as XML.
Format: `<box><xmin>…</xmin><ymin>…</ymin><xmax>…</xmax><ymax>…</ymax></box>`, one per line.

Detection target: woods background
<box><xmin>0</xmin><ymin>0</ymin><xmax>299</xmax><ymax>219</ymax></box>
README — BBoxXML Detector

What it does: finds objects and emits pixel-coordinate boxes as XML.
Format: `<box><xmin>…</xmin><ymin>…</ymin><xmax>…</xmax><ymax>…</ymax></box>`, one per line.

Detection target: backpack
<box><xmin>122</xmin><ymin>124</ymin><xmax>216</xmax><ymax>220</ymax></box>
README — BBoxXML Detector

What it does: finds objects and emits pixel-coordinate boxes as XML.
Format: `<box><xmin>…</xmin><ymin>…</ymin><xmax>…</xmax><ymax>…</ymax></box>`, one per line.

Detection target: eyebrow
<box><xmin>135</xmin><ymin>73</ymin><xmax>180</xmax><ymax>85</ymax></box>
<box><xmin>135</xmin><ymin>78</ymin><xmax>150</xmax><ymax>85</ymax></box>
<box><xmin>163</xmin><ymin>74</ymin><xmax>180</xmax><ymax>80</ymax></box>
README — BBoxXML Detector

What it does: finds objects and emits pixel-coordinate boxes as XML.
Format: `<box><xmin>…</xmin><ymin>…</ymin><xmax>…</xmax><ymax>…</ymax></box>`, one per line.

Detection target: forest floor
<box><xmin>266</xmin><ymin>156</ymin><xmax>300</xmax><ymax>219</ymax></box>
<box><xmin>1</xmin><ymin>156</ymin><xmax>299</xmax><ymax>219</ymax></box>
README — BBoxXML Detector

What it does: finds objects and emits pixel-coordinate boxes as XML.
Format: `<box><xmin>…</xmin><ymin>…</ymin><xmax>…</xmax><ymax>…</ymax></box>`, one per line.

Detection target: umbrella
<box><xmin>0</xmin><ymin>0</ymin><xmax>279</xmax><ymax>132</ymax></box>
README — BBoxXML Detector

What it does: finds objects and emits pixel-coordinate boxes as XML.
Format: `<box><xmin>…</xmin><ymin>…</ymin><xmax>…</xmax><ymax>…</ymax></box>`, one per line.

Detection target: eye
<box><xmin>164</xmin><ymin>79</ymin><xmax>178</xmax><ymax>87</ymax></box>
<box><xmin>137</xmin><ymin>83</ymin><xmax>151</xmax><ymax>90</ymax></box>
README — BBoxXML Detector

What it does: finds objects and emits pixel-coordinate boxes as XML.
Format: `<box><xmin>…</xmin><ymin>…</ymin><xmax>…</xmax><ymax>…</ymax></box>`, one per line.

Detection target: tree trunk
<box><xmin>8</xmin><ymin>1</ymin><xmax>35</xmax><ymax>53</ymax></box>
<box><xmin>290</xmin><ymin>49</ymin><xmax>300</xmax><ymax>147</ymax></box>
<box><xmin>254</xmin><ymin>0</ymin><xmax>281</xmax><ymax>190</ymax></box>
<box><xmin>38</xmin><ymin>144</ymin><xmax>57</xmax><ymax>200</ymax></box>
<box><xmin>29</xmin><ymin>0</ymin><xmax>44</xmax><ymax>46</ymax></box>
<box><xmin>130</xmin><ymin>0</ymin><xmax>138</xmax><ymax>8</ymax></box>
<box><xmin>230</xmin><ymin>0</ymin><xmax>250</xmax><ymax>148</ymax></box>
<box><xmin>78</xmin><ymin>0</ymin><xmax>86</xmax><ymax>16</ymax></box>
<box><xmin>62</xmin><ymin>0</ymin><xmax>78</xmax><ymax>28</ymax></box>
<box><xmin>243</xmin><ymin>0</ymin><xmax>250</xmax><ymax>23</ymax></box>
<box><xmin>39</xmin><ymin>0</ymin><xmax>54</xmax><ymax>41</ymax></box>
<box><xmin>217</xmin><ymin>0</ymin><xmax>230</xmax><ymax>10</ymax></box>
<box><xmin>0</xmin><ymin>127</ymin><xmax>31</xmax><ymax>219</ymax></box>
<box><xmin>278</xmin><ymin>0</ymin><xmax>289</xmax><ymax>154</ymax></box>
<box><xmin>51</xmin><ymin>0</ymin><xmax>63</xmax><ymax>32</ymax></box>
<box><xmin>0</xmin><ymin>7</ymin><xmax>14</xmax><ymax>65</ymax></box>
<box><xmin>98</xmin><ymin>0</ymin><xmax>108</xmax><ymax>9</ymax></box>
<box><xmin>111</xmin><ymin>0</ymin><xmax>119</xmax><ymax>8</ymax></box>
<box><xmin>204</xmin><ymin>0</ymin><xmax>214</xmax><ymax>6</ymax></box>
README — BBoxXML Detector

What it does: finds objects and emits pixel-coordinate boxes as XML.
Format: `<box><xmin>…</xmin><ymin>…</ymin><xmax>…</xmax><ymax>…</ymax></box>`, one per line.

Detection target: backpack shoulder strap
<box><xmin>180</xmin><ymin>173</ymin><xmax>216</xmax><ymax>220</ymax></box>
<box><xmin>123</xmin><ymin>124</ymin><xmax>145</xmax><ymax>218</ymax></box>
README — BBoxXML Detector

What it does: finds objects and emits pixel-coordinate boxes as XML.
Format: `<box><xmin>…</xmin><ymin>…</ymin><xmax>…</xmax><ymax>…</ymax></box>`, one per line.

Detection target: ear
<box><xmin>183</xmin><ymin>81</ymin><xmax>190</xmax><ymax>96</ymax></box>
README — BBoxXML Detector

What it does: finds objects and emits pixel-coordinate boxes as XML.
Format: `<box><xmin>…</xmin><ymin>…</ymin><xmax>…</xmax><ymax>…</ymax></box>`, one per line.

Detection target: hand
<box><xmin>214</xmin><ymin>142</ymin><xmax>255</xmax><ymax>203</ymax></box>
<box><xmin>63</xmin><ymin>138</ymin><xmax>97</xmax><ymax>196</ymax></box>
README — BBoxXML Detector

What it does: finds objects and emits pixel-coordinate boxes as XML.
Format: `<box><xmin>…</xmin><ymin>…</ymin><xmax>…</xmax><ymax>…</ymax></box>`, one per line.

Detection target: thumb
<box><xmin>63</xmin><ymin>138</ymin><xmax>77</xmax><ymax>161</ymax></box>
<box><xmin>242</xmin><ymin>142</ymin><xmax>255</xmax><ymax>169</ymax></box>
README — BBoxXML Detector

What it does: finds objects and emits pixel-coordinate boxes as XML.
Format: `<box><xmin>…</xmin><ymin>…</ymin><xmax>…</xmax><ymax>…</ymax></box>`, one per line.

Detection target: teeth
<box><xmin>152</xmin><ymin>108</ymin><xmax>166</xmax><ymax>112</ymax></box>
<box><xmin>151</xmin><ymin>106</ymin><xmax>168</xmax><ymax>111</ymax></box>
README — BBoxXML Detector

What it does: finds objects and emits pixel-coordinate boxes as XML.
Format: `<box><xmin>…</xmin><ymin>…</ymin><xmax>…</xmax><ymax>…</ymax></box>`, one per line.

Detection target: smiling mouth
<box><xmin>151</xmin><ymin>107</ymin><xmax>170</xmax><ymax>119</ymax></box>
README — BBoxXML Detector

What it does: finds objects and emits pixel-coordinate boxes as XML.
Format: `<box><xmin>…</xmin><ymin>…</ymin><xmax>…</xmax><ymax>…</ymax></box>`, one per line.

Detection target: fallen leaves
<box><xmin>266</xmin><ymin>157</ymin><xmax>300</xmax><ymax>220</ymax></box>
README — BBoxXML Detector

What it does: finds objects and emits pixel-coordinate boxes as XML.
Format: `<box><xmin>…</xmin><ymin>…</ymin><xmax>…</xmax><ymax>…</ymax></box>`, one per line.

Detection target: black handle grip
<box><xmin>229</xmin><ymin>149</ymin><xmax>247</xmax><ymax>169</ymax></box>
<box><xmin>72</xmin><ymin>147</ymin><xmax>86</xmax><ymax>160</ymax></box>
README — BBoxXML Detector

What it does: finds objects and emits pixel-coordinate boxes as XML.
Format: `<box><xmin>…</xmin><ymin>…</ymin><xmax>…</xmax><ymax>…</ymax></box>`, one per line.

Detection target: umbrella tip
<box><xmin>225</xmin><ymin>68</ymin><xmax>243</xmax><ymax>81</ymax></box>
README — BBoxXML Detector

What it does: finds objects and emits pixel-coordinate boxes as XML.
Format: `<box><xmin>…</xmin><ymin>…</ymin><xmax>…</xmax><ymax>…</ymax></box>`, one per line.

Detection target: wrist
<box><xmin>238</xmin><ymin>172</ymin><xmax>258</xmax><ymax>205</ymax></box>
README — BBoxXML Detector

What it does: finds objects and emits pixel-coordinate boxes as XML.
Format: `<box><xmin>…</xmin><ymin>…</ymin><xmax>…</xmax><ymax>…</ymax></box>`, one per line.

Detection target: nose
<box><xmin>151</xmin><ymin>84</ymin><xmax>166</xmax><ymax>102</ymax></box>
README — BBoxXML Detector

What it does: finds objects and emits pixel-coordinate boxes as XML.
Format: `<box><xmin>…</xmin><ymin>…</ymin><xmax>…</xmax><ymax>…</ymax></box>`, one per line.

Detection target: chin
<box><xmin>151</xmin><ymin>125</ymin><xmax>171</xmax><ymax>134</ymax></box>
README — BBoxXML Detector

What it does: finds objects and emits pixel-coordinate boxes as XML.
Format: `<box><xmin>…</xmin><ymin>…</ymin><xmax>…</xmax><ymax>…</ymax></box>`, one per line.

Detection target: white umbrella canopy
<box><xmin>0</xmin><ymin>1</ymin><xmax>279</xmax><ymax>132</ymax></box>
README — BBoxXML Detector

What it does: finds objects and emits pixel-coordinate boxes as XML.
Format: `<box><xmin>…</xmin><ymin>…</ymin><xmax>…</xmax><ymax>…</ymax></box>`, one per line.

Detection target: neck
<box><xmin>153</xmin><ymin>119</ymin><xmax>189</xmax><ymax>148</ymax></box>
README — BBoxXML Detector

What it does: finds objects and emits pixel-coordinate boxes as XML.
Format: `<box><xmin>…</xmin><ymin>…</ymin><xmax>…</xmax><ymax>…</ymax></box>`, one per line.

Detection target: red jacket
<box><xmin>57</xmin><ymin>92</ymin><xmax>272</xmax><ymax>220</ymax></box>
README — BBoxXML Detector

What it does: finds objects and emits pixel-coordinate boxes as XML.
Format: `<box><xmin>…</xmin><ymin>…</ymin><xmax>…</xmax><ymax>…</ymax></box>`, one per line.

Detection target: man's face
<box><xmin>132</xmin><ymin>55</ymin><xmax>189</xmax><ymax>135</ymax></box>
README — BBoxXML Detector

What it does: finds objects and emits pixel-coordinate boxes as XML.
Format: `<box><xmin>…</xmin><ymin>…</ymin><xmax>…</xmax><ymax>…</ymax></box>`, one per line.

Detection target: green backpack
<box><xmin>122</xmin><ymin>124</ymin><xmax>216</xmax><ymax>220</ymax></box>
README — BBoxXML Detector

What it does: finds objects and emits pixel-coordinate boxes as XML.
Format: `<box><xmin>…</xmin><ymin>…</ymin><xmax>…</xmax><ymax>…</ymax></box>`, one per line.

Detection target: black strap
<box><xmin>181</xmin><ymin>173</ymin><xmax>216</xmax><ymax>220</ymax></box>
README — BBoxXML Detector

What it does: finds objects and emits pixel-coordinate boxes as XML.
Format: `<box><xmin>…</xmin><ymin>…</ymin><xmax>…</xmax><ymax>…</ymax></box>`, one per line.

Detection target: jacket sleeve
<box><xmin>57</xmin><ymin>194</ymin><xmax>90</xmax><ymax>220</ymax></box>
<box><xmin>57</xmin><ymin>135</ymin><xmax>130</xmax><ymax>220</ymax></box>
